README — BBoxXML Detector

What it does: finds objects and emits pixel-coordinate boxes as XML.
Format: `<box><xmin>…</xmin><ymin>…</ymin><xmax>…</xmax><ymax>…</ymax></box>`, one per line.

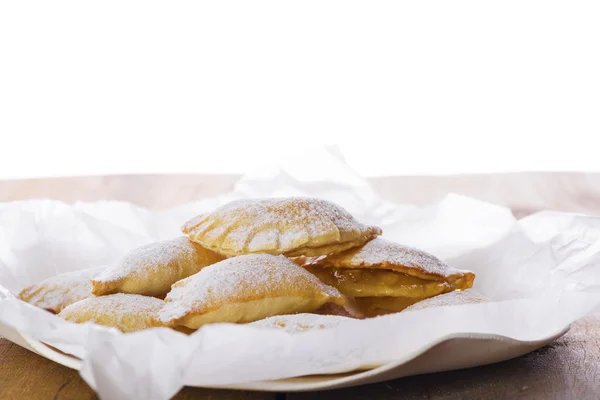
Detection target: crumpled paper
<box><xmin>1</xmin><ymin>148</ymin><xmax>600</xmax><ymax>400</ymax></box>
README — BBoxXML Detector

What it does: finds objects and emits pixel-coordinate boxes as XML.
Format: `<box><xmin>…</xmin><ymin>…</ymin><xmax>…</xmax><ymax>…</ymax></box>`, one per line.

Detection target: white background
<box><xmin>1</xmin><ymin>1</ymin><xmax>599</xmax><ymax>178</ymax></box>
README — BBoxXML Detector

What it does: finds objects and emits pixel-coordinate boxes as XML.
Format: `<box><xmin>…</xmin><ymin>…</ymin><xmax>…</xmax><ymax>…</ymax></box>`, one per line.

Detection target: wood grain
<box><xmin>0</xmin><ymin>174</ymin><xmax>239</xmax><ymax>209</ymax></box>
<box><xmin>3</xmin><ymin>172</ymin><xmax>600</xmax><ymax>218</ymax></box>
<box><xmin>370</xmin><ymin>172</ymin><xmax>600</xmax><ymax>218</ymax></box>
<box><xmin>1</xmin><ymin>173</ymin><xmax>600</xmax><ymax>399</ymax></box>
<box><xmin>290</xmin><ymin>316</ymin><xmax>600</xmax><ymax>400</ymax></box>
<box><xmin>2</xmin><ymin>316</ymin><xmax>600</xmax><ymax>399</ymax></box>
<box><xmin>0</xmin><ymin>338</ymin><xmax>96</xmax><ymax>400</ymax></box>
<box><xmin>0</xmin><ymin>338</ymin><xmax>274</xmax><ymax>400</ymax></box>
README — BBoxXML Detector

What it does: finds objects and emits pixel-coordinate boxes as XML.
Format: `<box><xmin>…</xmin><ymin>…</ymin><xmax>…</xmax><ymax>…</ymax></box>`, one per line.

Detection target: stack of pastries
<box><xmin>17</xmin><ymin>197</ymin><xmax>477</xmax><ymax>333</ymax></box>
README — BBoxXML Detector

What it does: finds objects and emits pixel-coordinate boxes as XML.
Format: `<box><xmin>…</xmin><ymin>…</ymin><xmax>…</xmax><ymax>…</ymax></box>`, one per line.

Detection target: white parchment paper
<box><xmin>1</xmin><ymin>149</ymin><xmax>600</xmax><ymax>400</ymax></box>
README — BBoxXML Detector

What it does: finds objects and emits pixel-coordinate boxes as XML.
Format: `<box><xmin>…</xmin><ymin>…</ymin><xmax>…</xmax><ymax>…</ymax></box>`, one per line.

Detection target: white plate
<box><xmin>0</xmin><ymin>321</ymin><xmax>569</xmax><ymax>392</ymax></box>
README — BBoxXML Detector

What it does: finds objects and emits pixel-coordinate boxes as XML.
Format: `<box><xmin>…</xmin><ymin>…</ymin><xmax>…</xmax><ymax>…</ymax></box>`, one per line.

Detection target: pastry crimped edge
<box><xmin>190</xmin><ymin>229</ymin><xmax>380</xmax><ymax>258</ymax></box>
<box><xmin>154</xmin><ymin>254</ymin><xmax>347</xmax><ymax>329</ymax></box>
<box><xmin>183</xmin><ymin>222</ymin><xmax>381</xmax><ymax>258</ymax></box>
<box><xmin>58</xmin><ymin>293</ymin><xmax>165</xmax><ymax>333</ymax></box>
<box><xmin>306</xmin><ymin>237</ymin><xmax>475</xmax><ymax>289</ymax></box>
<box><xmin>181</xmin><ymin>198</ymin><xmax>382</xmax><ymax>257</ymax></box>
<box><xmin>90</xmin><ymin>237</ymin><xmax>226</xmax><ymax>298</ymax></box>
<box><xmin>17</xmin><ymin>266</ymin><xmax>106</xmax><ymax>314</ymax></box>
<box><xmin>281</xmin><ymin>230</ymin><xmax>380</xmax><ymax>257</ymax></box>
<box><xmin>156</xmin><ymin>283</ymin><xmax>346</xmax><ymax>328</ymax></box>
<box><xmin>158</xmin><ymin>295</ymin><xmax>346</xmax><ymax>329</ymax></box>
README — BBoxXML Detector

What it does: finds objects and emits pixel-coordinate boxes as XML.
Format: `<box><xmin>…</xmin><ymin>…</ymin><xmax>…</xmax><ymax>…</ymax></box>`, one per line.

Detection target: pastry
<box><xmin>182</xmin><ymin>197</ymin><xmax>382</xmax><ymax>257</ymax></box>
<box><xmin>353</xmin><ymin>297</ymin><xmax>424</xmax><ymax>317</ymax></box>
<box><xmin>304</xmin><ymin>238</ymin><xmax>475</xmax><ymax>316</ymax></box>
<box><xmin>402</xmin><ymin>290</ymin><xmax>488</xmax><ymax>312</ymax></box>
<box><xmin>156</xmin><ymin>254</ymin><xmax>346</xmax><ymax>329</ymax></box>
<box><xmin>17</xmin><ymin>266</ymin><xmax>106</xmax><ymax>314</ymax></box>
<box><xmin>314</xmin><ymin>298</ymin><xmax>365</xmax><ymax>319</ymax></box>
<box><xmin>91</xmin><ymin>237</ymin><xmax>225</xmax><ymax>298</ymax></box>
<box><xmin>290</xmin><ymin>256</ymin><xmax>315</xmax><ymax>266</ymax></box>
<box><xmin>250</xmin><ymin>313</ymin><xmax>352</xmax><ymax>334</ymax></box>
<box><xmin>58</xmin><ymin>293</ymin><xmax>164</xmax><ymax>333</ymax></box>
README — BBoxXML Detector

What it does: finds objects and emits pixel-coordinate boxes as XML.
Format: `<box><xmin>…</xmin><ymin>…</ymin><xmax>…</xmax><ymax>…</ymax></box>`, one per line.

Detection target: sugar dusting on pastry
<box><xmin>315</xmin><ymin>299</ymin><xmax>365</xmax><ymax>319</ymax></box>
<box><xmin>317</xmin><ymin>237</ymin><xmax>471</xmax><ymax>279</ymax></box>
<box><xmin>17</xmin><ymin>265</ymin><xmax>106</xmax><ymax>313</ymax></box>
<box><xmin>184</xmin><ymin>197</ymin><xmax>364</xmax><ymax>235</ymax></box>
<box><xmin>93</xmin><ymin>237</ymin><xmax>200</xmax><ymax>282</ymax></box>
<box><xmin>182</xmin><ymin>197</ymin><xmax>382</xmax><ymax>256</ymax></box>
<box><xmin>60</xmin><ymin>293</ymin><xmax>163</xmax><ymax>316</ymax></box>
<box><xmin>158</xmin><ymin>254</ymin><xmax>345</xmax><ymax>323</ymax></box>
<box><xmin>250</xmin><ymin>313</ymin><xmax>352</xmax><ymax>334</ymax></box>
<box><xmin>58</xmin><ymin>293</ymin><xmax>164</xmax><ymax>332</ymax></box>
<box><xmin>403</xmin><ymin>290</ymin><xmax>488</xmax><ymax>312</ymax></box>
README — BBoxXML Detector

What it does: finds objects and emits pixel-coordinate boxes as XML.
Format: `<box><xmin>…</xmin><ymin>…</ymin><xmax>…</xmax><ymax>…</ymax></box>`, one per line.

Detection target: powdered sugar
<box><xmin>247</xmin><ymin>228</ymin><xmax>279</xmax><ymax>252</ymax></box>
<box><xmin>62</xmin><ymin>293</ymin><xmax>163</xmax><ymax>315</ymax></box>
<box><xmin>93</xmin><ymin>237</ymin><xmax>199</xmax><ymax>282</ymax></box>
<box><xmin>250</xmin><ymin>313</ymin><xmax>352</xmax><ymax>334</ymax></box>
<box><xmin>159</xmin><ymin>254</ymin><xmax>344</xmax><ymax>323</ymax></box>
<box><xmin>322</xmin><ymin>237</ymin><xmax>468</xmax><ymax>279</ymax></box>
<box><xmin>183</xmin><ymin>197</ymin><xmax>381</xmax><ymax>256</ymax></box>
<box><xmin>18</xmin><ymin>265</ymin><xmax>106</xmax><ymax>313</ymax></box>
<box><xmin>58</xmin><ymin>293</ymin><xmax>164</xmax><ymax>332</ymax></box>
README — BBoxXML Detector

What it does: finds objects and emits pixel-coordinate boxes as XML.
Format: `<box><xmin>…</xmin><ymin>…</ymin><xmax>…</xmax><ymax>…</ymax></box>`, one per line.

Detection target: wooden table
<box><xmin>2</xmin><ymin>173</ymin><xmax>600</xmax><ymax>399</ymax></box>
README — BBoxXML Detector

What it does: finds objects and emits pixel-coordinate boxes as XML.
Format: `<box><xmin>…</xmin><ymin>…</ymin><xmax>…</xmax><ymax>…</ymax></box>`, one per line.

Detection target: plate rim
<box><xmin>12</xmin><ymin>325</ymin><xmax>570</xmax><ymax>392</ymax></box>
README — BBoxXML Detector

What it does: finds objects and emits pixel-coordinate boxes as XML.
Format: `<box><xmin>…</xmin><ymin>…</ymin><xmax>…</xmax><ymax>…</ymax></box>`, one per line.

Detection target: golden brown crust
<box><xmin>17</xmin><ymin>266</ymin><xmax>106</xmax><ymax>314</ymax></box>
<box><xmin>354</xmin><ymin>296</ymin><xmax>425</xmax><ymax>317</ymax></box>
<box><xmin>304</xmin><ymin>238</ymin><xmax>475</xmax><ymax>317</ymax></box>
<box><xmin>283</xmin><ymin>234</ymin><xmax>380</xmax><ymax>257</ymax></box>
<box><xmin>314</xmin><ymin>297</ymin><xmax>365</xmax><ymax>319</ymax></box>
<box><xmin>156</xmin><ymin>254</ymin><xmax>346</xmax><ymax>329</ymax></box>
<box><xmin>307</xmin><ymin>237</ymin><xmax>475</xmax><ymax>289</ymax></box>
<box><xmin>182</xmin><ymin>197</ymin><xmax>382</xmax><ymax>257</ymax></box>
<box><xmin>90</xmin><ymin>237</ymin><xmax>226</xmax><ymax>298</ymax></box>
<box><xmin>58</xmin><ymin>294</ymin><xmax>165</xmax><ymax>333</ymax></box>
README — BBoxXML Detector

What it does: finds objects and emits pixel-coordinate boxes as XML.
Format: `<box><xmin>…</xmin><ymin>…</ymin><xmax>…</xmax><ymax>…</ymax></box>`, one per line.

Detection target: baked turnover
<box><xmin>157</xmin><ymin>254</ymin><xmax>345</xmax><ymax>329</ymax></box>
<box><xmin>18</xmin><ymin>266</ymin><xmax>106</xmax><ymax>314</ymax></box>
<box><xmin>18</xmin><ymin>196</ymin><xmax>482</xmax><ymax>334</ymax></box>
<box><xmin>182</xmin><ymin>197</ymin><xmax>382</xmax><ymax>257</ymax></box>
<box><xmin>58</xmin><ymin>294</ymin><xmax>164</xmax><ymax>333</ymax></box>
<box><xmin>91</xmin><ymin>237</ymin><xmax>225</xmax><ymax>298</ymax></box>
<box><xmin>304</xmin><ymin>238</ymin><xmax>475</xmax><ymax>317</ymax></box>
